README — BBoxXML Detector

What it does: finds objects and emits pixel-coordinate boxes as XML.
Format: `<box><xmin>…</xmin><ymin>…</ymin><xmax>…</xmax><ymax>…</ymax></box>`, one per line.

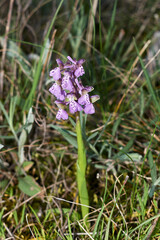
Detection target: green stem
<box><xmin>76</xmin><ymin>113</ymin><xmax>89</xmax><ymax>224</ymax></box>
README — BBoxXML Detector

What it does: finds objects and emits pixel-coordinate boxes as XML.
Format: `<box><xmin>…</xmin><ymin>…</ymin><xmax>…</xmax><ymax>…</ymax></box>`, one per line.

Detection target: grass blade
<box><xmin>134</xmin><ymin>40</ymin><xmax>160</xmax><ymax>114</ymax></box>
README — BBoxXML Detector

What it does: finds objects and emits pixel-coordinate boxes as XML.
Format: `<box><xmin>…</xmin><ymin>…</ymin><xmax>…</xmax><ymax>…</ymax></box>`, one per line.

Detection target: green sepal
<box><xmin>90</xmin><ymin>95</ymin><xmax>100</xmax><ymax>103</ymax></box>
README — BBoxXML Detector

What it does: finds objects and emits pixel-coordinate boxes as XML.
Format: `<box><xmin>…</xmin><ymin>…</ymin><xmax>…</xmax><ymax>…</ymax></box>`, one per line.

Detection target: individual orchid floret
<box><xmin>78</xmin><ymin>93</ymin><xmax>90</xmax><ymax>106</ymax></box>
<box><xmin>49</xmin><ymin>83</ymin><xmax>65</xmax><ymax>101</ymax></box>
<box><xmin>69</xmin><ymin>101</ymin><xmax>83</xmax><ymax>114</ymax></box>
<box><xmin>66</xmin><ymin>93</ymin><xmax>83</xmax><ymax>114</ymax></box>
<box><xmin>62</xmin><ymin>72</ymin><xmax>74</xmax><ymax>92</ymax></box>
<box><xmin>75</xmin><ymin>66</ymin><xmax>85</xmax><ymax>77</ymax></box>
<box><xmin>84</xmin><ymin>103</ymin><xmax>95</xmax><ymax>114</ymax></box>
<box><xmin>56</xmin><ymin>108</ymin><xmax>68</xmax><ymax>120</ymax></box>
<box><xmin>50</xmin><ymin>67</ymin><xmax>61</xmax><ymax>80</ymax></box>
<box><xmin>67</xmin><ymin>56</ymin><xmax>85</xmax><ymax>77</ymax></box>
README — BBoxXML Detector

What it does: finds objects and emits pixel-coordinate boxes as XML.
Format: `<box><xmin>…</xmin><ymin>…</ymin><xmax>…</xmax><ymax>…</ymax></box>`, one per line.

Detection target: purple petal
<box><xmin>84</xmin><ymin>103</ymin><xmax>95</xmax><ymax>114</ymax></box>
<box><xmin>77</xmin><ymin>102</ymin><xmax>83</xmax><ymax>111</ymax></box>
<box><xmin>75</xmin><ymin>66</ymin><xmax>85</xmax><ymax>77</ymax></box>
<box><xmin>77</xmin><ymin>59</ymin><xmax>85</xmax><ymax>65</ymax></box>
<box><xmin>84</xmin><ymin>86</ymin><xmax>94</xmax><ymax>92</ymax></box>
<box><xmin>69</xmin><ymin>101</ymin><xmax>83</xmax><ymax>114</ymax></box>
<box><xmin>78</xmin><ymin>94</ymin><xmax>90</xmax><ymax>105</ymax></box>
<box><xmin>49</xmin><ymin>83</ymin><xmax>65</xmax><ymax>100</ymax></box>
<box><xmin>62</xmin><ymin>75</ymin><xmax>74</xmax><ymax>92</ymax></box>
<box><xmin>67</xmin><ymin>56</ymin><xmax>76</xmax><ymax>64</ymax></box>
<box><xmin>75</xmin><ymin>78</ymin><xmax>84</xmax><ymax>90</ymax></box>
<box><xmin>56</xmin><ymin>59</ymin><xmax>64</xmax><ymax>68</ymax></box>
<box><xmin>56</xmin><ymin>109</ymin><xmax>68</xmax><ymax>120</ymax></box>
<box><xmin>50</xmin><ymin>67</ymin><xmax>61</xmax><ymax>80</ymax></box>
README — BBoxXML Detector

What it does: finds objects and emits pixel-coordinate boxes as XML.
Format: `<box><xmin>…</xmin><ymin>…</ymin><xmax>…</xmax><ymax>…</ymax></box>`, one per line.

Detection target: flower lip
<box><xmin>69</xmin><ymin>100</ymin><xmax>83</xmax><ymax>114</ymax></box>
<box><xmin>49</xmin><ymin>83</ymin><xmax>65</xmax><ymax>101</ymax></box>
<box><xmin>62</xmin><ymin>74</ymin><xmax>74</xmax><ymax>92</ymax></box>
<box><xmin>56</xmin><ymin>109</ymin><xmax>68</xmax><ymax>120</ymax></box>
<box><xmin>78</xmin><ymin>93</ymin><xmax>90</xmax><ymax>105</ymax></box>
<box><xmin>75</xmin><ymin>66</ymin><xmax>85</xmax><ymax>77</ymax></box>
<box><xmin>84</xmin><ymin>103</ymin><xmax>95</xmax><ymax>114</ymax></box>
<box><xmin>49</xmin><ymin>67</ymin><xmax>61</xmax><ymax>80</ymax></box>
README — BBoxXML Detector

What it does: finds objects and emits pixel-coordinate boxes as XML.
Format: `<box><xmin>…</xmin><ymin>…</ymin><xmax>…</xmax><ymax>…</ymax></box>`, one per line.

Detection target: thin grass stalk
<box><xmin>76</xmin><ymin>113</ymin><xmax>89</xmax><ymax>225</ymax></box>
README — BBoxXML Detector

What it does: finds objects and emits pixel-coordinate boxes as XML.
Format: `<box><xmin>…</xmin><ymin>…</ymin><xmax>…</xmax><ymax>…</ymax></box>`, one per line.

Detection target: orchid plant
<box><xmin>49</xmin><ymin>56</ymin><xmax>99</xmax><ymax>224</ymax></box>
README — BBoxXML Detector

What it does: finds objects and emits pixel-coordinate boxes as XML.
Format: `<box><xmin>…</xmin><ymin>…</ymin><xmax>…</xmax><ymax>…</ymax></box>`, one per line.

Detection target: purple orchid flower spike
<box><xmin>48</xmin><ymin>56</ymin><xmax>99</xmax><ymax>120</ymax></box>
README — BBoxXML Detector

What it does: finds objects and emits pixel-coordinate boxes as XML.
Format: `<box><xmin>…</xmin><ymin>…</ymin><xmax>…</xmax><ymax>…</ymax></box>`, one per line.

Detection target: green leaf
<box><xmin>112</xmin><ymin>117</ymin><xmax>121</xmax><ymax>137</ymax></box>
<box><xmin>93</xmin><ymin>114</ymin><xmax>112</xmax><ymax>147</ymax></box>
<box><xmin>18</xmin><ymin>175</ymin><xmax>41</xmax><ymax>196</ymax></box>
<box><xmin>18</xmin><ymin>107</ymin><xmax>34</xmax><ymax>164</ymax></box>
<box><xmin>148</xmin><ymin>151</ymin><xmax>158</xmax><ymax>198</ymax></box>
<box><xmin>134</xmin><ymin>40</ymin><xmax>160</xmax><ymax>114</ymax></box>
<box><xmin>0</xmin><ymin>100</ymin><xmax>18</xmax><ymax>142</ymax></box>
<box><xmin>0</xmin><ymin>179</ymin><xmax>8</xmax><ymax>189</ymax></box>
<box><xmin>49</xmin><ymin>124</ymin><xmax>77</xmax><ymax>148</ymax></box>
<box><xmin>113</xmin><ymin>139</ymin><xmax>134</xmax><ymax>159</ymax></box>
<box><xmin>119</xmin><ymin>153</ymin><xmax>142</xmax><ymax>162</ymax></box>
<box><xmin>87</xmin><ymin>131</ymin><xmax>99</xmax><ymax>142</ymax></box>
<box><xmin>148</xmin><ymin>151</ymin><xmax>157</xmax><ymax>183</ymax></box>
<box><xmin>153</xmin><ymin>176</ymin><xmax>160</xmax><ymax>186</ymax></box>
<box><xmin>67</xmin><ymin>214</ymin><xmax>73</xmax><ymax>240</ymax></box>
